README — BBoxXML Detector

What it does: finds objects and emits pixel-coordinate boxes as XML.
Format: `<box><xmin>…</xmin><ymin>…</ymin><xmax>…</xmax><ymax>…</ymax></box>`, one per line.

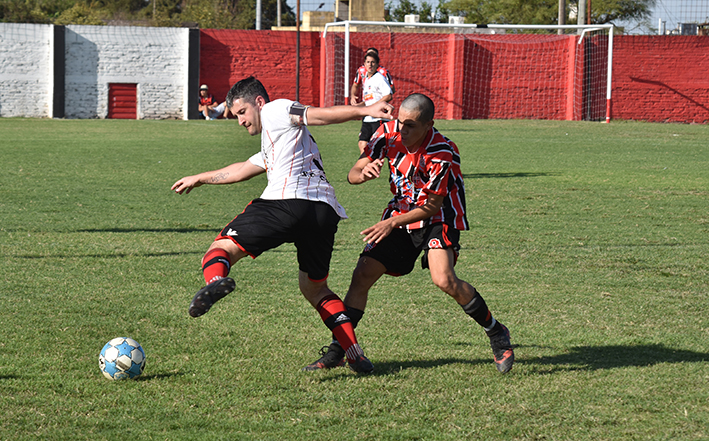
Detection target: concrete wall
<box><xmin>0</xmin><ymin>23</ymin><xmax>54</xmax><ymax>118</ymax></box>
<box><xmin>64</xmin><ymin>25</ymin><xmax>191</xmax><ymax>119</ymax></box>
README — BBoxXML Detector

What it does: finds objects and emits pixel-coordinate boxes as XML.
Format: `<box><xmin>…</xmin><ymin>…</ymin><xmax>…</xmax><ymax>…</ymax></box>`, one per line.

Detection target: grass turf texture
<box><xmin>1</xmin><ymin>118</ymin><xmax>707</xmax><ymax>440</ymax></box>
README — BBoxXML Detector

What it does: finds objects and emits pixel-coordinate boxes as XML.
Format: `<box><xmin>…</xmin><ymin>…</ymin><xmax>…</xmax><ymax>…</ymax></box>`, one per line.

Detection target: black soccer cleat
<box><xmin>489</xmin><ymin>323</ymin><xmax>514</xmax><ymax>374</ymax></box>
<box><xmin>301</xmin><ymin>343</ymin><xmax>346</xmax><ymax>371</ymax></box>
<box><xmin>347</xmin><ymin>353</ymin><xmax>374</xmax><ymax>374</ymax></box>
<box><xmin>188</xmin><ymin>277</ymin><xmax>236</xmax><ymax>318</ymax></box>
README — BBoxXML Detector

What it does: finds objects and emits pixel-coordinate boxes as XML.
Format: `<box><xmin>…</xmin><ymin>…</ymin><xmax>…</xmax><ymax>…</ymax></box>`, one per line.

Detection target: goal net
<box><xmin>320</xmin><ymin>22</ymin><xmax>614</xmax><ymax>122</ymax></box>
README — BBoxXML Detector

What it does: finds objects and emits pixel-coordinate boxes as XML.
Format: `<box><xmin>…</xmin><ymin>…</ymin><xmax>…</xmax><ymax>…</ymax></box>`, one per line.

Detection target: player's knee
<box><xmin>431</xmin><ymin>272</ymin><xmax>458</xmax><ymax>295</ymax></box>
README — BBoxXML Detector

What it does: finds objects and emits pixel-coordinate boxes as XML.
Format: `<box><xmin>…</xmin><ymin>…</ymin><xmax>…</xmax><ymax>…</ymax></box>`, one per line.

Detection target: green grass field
<box><xmin>1</xmin><ymin>117</ymin><xmax>707</xmax><ymax>440</ymax></box>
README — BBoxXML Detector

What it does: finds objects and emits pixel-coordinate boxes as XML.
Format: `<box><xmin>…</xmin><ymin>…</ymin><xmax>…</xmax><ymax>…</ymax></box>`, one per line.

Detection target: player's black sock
<box><xmin>330</xmin><ymin>306</ymin><xmax>364</xmax><ymax>347</ymax></box>
<box><xmin>461</xmin><ymin>290</ymin><xmax>502</xmax><ymax>337</ymax></box>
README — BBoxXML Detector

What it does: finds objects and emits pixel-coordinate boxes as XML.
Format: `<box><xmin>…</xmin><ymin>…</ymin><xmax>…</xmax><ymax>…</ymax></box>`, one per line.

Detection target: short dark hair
<box><xmin>401</xmin><ymin>93</ymin><xmax>435</xmax><ymax>123</ymax></box>
<box><xmin>225</xmin><ymin>76</ymin><xmax>270</xmax><ymax>108</ymax></box>
<box><xmin>364</xmin><ymin>51</ymin><xmax>380</xmax><ymax>64</ymax></box>
<box><xmin>365</xmin><ymin>47</ymin><xmax>379</xmax><ymax>55</ymax></box>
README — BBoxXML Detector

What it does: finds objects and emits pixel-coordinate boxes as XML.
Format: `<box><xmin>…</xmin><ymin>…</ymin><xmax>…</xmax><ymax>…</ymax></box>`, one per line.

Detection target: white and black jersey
<box><xmin>247</xmin><ymin>99</ymin><xmax>347</xmax><ymax>219</ymax></box>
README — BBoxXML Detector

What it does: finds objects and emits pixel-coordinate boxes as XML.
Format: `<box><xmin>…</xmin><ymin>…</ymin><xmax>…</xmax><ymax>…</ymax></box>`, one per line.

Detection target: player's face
<box><xmin>397</xmin><ymin>108</ymin><xmax>433</xmax><ymax>150</ymax></box>
<box><xmin>230</xmin><ymin>97</ymin><xmax>264</xmax><ymax>136</ymax></box>
<box><xmin>364</xmin><ymin>56</ymin><xmax>379</xmax><ymax>76</ymax></box>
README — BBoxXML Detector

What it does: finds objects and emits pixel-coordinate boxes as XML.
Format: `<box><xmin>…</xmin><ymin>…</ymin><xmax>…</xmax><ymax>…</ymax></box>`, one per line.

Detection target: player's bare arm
<box><xmin>350</xmin><ymin>83</ymin><xmax>361</xmax><ymax>105</ymax></box>
<box><xmin>171</xmin><ymin>161</ymin><xmax>265</xmax><ymax>194</ymax></box>
<box><xmin>348</xmin><ymin>157</ymin><xmax>384</xmax><ymax>184</ymax></box>
<box><xmin>305</xmin><ymin>100</ymin><xmax>393</xmax><ymax>126</ymax></box>
<box><xmin>361</xmin><ymin>193</ymin><xmax>444</xmax><ymax>244</ymax></box>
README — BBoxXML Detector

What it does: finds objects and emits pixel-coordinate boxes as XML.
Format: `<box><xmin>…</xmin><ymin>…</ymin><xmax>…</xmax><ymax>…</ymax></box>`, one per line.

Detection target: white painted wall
<box><xmin>0</xmin><ymin>23</ymin><xmax>54</xmax><ymax>118</ymax></box>
<box><xmin>65</xmin><ymin>25</ymin><xmax>190</xmax><ymax>119</ymax></box>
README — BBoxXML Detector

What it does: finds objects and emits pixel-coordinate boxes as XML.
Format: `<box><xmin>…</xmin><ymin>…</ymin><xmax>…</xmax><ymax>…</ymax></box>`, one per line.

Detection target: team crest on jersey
<box><xmin>428</xmin><ymin>238</ymin><xmax>442</xmax><ymax>249</ymax></box>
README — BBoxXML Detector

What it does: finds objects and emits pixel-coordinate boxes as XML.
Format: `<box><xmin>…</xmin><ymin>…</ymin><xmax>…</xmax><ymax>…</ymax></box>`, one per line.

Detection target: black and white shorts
<box><xmin>360</xmin><ymin>223</ymin><xmax>461</xmax><ymax>276</ymax></box>
<box><xmin>216</xmin><ymin>198</ymin><xmax>340</xmax><ymax>282</ymax></box>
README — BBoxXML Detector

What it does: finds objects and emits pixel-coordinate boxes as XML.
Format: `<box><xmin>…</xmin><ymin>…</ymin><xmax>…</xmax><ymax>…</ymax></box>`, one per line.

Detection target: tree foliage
<box><xmin>385</xmin><ymin>0</ymin><xmax>438</xmax><ymax>23</ymax></box>
<box><xmin>437</xmin><ymin>0</ymin><xmax>655</xmax><ymax>26</ymax></box>
<box><xmin>0</xmin><ymin>0</ymin><xmax>294</xmax><ymax>29</ymax></box>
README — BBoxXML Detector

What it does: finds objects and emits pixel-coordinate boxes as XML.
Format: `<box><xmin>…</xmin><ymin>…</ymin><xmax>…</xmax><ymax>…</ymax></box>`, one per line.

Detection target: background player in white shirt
<box><xmin>350</xmin><ymin>51</ymin><xmax>393</xmax><ymax>153</ymax></box>
<box><xmin>171</xmin><ymin>76</ymin><xmax>393</xmax><ymax>373</ymax></box>
<box><xmin>350</xmin><ymin>47</ymin><xmax>395</xmax><ymax>104</ymax></box>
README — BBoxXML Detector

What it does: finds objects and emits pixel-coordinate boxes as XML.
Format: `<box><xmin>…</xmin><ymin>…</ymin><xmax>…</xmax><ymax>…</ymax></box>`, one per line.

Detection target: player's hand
<box><xmin>369</xmin><ymin>100</ymin><xmax>394</xmax><ymax>119</ymax></box>
<box><xmin>350</xmin><ymin>96</ymin><xmax>359</xmax><ymax>105</ymax></box>
<box><xmin>361</xmin><ymin>218</ymin><xmax>395</xmax><ymax>244</ymax></box>
<box><xmin>361</xmin><ymin>159</ymin><xmax>383</xmax><ymax>181</ymax></box>
<box><xmin>171</xmin><ymin>175</ymin><xmax>203</xmax><ymax>194</ymax></box>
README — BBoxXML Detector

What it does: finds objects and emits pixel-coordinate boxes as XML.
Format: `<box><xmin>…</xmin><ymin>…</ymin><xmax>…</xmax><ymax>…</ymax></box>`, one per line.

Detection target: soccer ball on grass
<box><xmin>99</xmin><ymin>337</ymin><xmax>146</xmax><ymax>380</ymax></box>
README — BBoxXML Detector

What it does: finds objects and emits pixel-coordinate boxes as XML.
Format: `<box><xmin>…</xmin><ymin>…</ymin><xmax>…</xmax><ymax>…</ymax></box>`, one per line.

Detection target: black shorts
<box><xmin>360</xmin><ymin>223</ymin><xmax>461</xmax><ymax>276</ymax></box>
<box><xmin>216</xmin><ymin>198</ymin><xmax>340</xmax><ymax>282</ymax></box>
<box><xmin>359</xmin><ymin>120</ymin><xmax>383</xmax><ymax>142</ymax></box>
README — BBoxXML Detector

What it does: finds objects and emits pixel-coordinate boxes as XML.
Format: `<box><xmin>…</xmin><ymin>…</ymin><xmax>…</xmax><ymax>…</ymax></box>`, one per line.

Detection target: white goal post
<box><xmin>321</xmin><ymin>21</ymin><xmax>614</xmax><ymax>122</ymax></box>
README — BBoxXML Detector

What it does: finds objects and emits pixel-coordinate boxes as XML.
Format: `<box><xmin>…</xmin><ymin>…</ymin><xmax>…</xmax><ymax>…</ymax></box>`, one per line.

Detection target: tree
<box><xmin>385</xmin><ymin>0</ymin><xmax>438</xmax><ymax>23</ymax></box>
<box><xmin>1</xmin><ymin>0</ymin><xmax>75</xmax><ymax>23</ymax></box>
<box><xmin>1</xmin><ymin>0</ymin><xmax>294</xmax><ymax>29</ymax></box>
<box><xmin>437</xmin><ymin>0</ymin><xmax>655</xmax><ymax>26</ymax></box>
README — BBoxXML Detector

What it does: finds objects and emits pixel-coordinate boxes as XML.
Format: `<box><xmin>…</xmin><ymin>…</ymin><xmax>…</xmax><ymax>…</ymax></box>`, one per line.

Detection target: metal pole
<box><xmin>605</xmin><ymin>25</ymin><xmax>614</xmax><ymax>123</ymax></box>
<box><xmin>577</xmin><ymin>0</ymin><xmax>586</xmax><ymax>27</ymax></box>
<box><xmin>277</xmin><ymin>0</ymin><xmax>281</xmax><ymax>27</ymax></box>
<box><xmin>558</xmin><ymin>0</ymin><xmax>566</xmax><ymax>34</ymax></box>
<box><xmin>256</xmin><ymin>0</ymin><xmax>262</xmax><ymax>30</ymax></box>
<box><xmin>296</xmin><ymin>0</ymin><xmax>300</xmax><ymax>101</ymax></box>
<box><xmin>344</xmin><ymin>22</ymin><xmax>350</xmax><ymax>104</ymax></box>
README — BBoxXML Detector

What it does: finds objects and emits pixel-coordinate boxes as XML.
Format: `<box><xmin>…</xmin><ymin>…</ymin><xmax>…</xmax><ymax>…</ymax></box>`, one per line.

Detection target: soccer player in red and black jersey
<box><xmin>304</xmin><ymin>93</ymin><xmax>515</xmax><ymax>374</ymax></box>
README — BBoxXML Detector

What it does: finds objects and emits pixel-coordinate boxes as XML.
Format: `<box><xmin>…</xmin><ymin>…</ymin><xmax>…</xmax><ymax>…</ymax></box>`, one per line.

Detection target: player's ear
<box><xmin>255</xmin><ymin>95</ymin><xmax>266</xmax><ymax>110</ymax></box>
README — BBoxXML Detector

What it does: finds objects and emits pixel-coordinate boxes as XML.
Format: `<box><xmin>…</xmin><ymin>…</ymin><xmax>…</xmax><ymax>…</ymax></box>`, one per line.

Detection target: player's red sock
<box><xmin>201</xmin><ymin>248</ymin><xmax>231</xmax><ymax>285</ymax></box>
<box><xmin>316</xmin><ymin>294</ymin><xmax>364</xmax><ymax>360</ymax></box>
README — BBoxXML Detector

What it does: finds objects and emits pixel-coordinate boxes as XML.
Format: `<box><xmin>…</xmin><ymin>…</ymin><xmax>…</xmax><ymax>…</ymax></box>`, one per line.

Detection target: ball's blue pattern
<box><xmin>99</xmin><ymin>337</ymin><xmax>146</xmax><ymax>380</ymax></box>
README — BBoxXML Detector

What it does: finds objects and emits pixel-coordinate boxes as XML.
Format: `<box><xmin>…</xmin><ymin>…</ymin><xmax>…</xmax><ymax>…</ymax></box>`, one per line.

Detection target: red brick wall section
<box><xmin>199</xmin><ymin>29</ymin><xmax>321</xmax><ymax>108</ymax></box>
<box><xmin>612</xmin><ymin>36</ymin><xmax>709</xmax><ymax>123</ymax></box>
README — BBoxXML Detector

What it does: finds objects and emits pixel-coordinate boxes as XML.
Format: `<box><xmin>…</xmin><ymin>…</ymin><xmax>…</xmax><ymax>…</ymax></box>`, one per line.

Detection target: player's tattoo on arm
<box><xmin>209</xmin><ymin>172</ymin><xmax>229</xmax><ymax>183</ymax></box>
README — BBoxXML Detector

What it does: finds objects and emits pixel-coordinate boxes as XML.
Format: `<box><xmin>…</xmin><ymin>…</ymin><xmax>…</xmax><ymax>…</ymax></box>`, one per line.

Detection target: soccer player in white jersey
<box><xmin>171</xmin><ymin>76</ymin><xmax>393</xmax><ymax>373</ymax></box>
<box><xmin>351</xmin><ymin>51</ymin><xmax>393</xmax><ymax>153</ymax></box>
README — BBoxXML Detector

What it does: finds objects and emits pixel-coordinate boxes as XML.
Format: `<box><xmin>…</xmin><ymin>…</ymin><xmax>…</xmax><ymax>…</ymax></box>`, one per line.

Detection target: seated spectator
<box><xmin>198</xmin><ymin>84</ymin><xmax>229</xmax><ymax>120</ymax></box>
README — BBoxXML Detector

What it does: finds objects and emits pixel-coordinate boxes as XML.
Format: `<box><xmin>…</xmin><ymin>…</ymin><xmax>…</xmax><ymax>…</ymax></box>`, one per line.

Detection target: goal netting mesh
<box><xmin>321</xmin><ymin>22</ymin><xmax>613</xmax><ymax>122</ymax></box>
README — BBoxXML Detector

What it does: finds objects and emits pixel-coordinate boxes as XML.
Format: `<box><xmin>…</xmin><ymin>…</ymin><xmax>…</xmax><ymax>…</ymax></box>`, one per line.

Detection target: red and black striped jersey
<box><xmin>364</xmin><ymin>120</ymin><xmax>469</xmax><ymax>231</ymax></box>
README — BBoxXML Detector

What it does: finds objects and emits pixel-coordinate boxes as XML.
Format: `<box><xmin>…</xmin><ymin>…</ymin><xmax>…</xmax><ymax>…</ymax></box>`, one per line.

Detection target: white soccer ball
<box><xmin>98</xmin><ymin>337</ymin><xmax>146</xmax><ymax>380</ymax></box>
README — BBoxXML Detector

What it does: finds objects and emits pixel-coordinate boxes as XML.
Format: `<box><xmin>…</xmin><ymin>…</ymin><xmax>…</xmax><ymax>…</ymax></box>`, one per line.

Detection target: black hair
<box><xmin>225</xmin><ymin>76</ymin><xmax>271</xmax><ymax>109</ymax></box>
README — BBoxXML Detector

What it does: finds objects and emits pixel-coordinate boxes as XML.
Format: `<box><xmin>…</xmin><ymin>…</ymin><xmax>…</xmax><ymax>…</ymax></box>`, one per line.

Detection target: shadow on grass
<box><xmin>524</xmin><ymin>343</ymin><xmax>708</xmax><ymax>372</ymax></box>
<box><xmin>463</xmin><ymin>172</ymin><xmax>558</xmax><ymax>179</ymax></box>
<box><xmin>0</xmin><ymin>374</ymin><xmax>21</xmax><ymax>380</ymax></box>
<box><xmin>136</xmin><ymin>372</ymin><xmax>186</xmax><ymax>381</ymax></box>
<box><xmin>314</xmin><ymin>343</ymin><xmax>708</xmax><ymax>379</ymax></box>
<box><xmin>14</xmin><ymin>251</ymin><xmax>202</xmax><ymax>259</ymax></box>
<box><xmin>76</xmin><ymin>228</ymin><xmax>215</xmax><ymax>233</ymax></box>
